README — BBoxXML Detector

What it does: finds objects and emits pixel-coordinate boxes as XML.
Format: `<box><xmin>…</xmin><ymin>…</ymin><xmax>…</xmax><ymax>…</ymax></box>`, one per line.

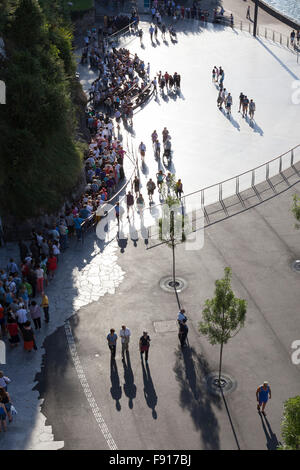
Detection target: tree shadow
<box><xmin>141</xmin><ymin>360</ymin><xmax>158</xmax><ymax>419</ymax></box>
<box><xmin>259</xmin><ymin>413</ymin><xmax>281</xmax><ymax>450</ymax></box>
<box><xmin>110</xmin><ymin>358</ymin><xmax>122</xmax><ymax>411</ymax></box>
<box><xmin>173</xmin><ymin>347</ymin><xmax>221</xmax><ymax>449</ymax></box>
<box><xmin>122</xmin><ymin>351</ymin><xmax>137</xmax><ymax>409</ymax></box>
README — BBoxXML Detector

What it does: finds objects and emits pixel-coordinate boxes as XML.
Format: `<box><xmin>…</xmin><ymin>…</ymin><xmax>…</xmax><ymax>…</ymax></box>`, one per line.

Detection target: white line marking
<box><xmin>64</xmin><ymin>321</ymin><xmax>118</xmax><ymax>450</ymax></box>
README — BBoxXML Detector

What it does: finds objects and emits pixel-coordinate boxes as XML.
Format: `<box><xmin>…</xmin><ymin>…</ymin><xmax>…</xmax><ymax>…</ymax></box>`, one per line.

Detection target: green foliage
<box><xmin>199</xmin><ymin>267</ymin><xmax>247</xmax><ymax>345</ymax></box>
<box><xmin>278</xmin><ymin>396</ymin><xmax>300</xmax><ymax>450</ymax></box>
<box><xmin>292</xmin><ymin>194</ymin><xmax>300</xmax><ymax>229</ymax></box>
<box><xmin>0</xmin><ymin>0</ymin><xmax>83</xmax><ymax>219</ymax></box>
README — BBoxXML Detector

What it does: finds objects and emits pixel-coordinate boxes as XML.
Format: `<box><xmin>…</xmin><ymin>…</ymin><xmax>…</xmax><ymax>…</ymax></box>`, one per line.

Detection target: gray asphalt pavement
<box><xmin>36</xmin><ymin>181</ymin><xmax>300</xmax><ymax>450</ymax></box>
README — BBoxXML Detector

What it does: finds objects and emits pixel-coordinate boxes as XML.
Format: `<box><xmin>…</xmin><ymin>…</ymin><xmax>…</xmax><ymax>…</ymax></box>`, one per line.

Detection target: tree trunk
<box><xmin>218</xmin><ymin>340</ymin><xmax>224</xmax><ymax>387</ymax></box>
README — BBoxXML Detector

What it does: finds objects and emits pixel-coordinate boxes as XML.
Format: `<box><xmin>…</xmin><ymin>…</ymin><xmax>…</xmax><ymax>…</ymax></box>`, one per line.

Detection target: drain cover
<box><xmin>205</xmin><ymin>372</ymin><xmax>237</xmax><ymax>395</ymax></box>
<box><xmin>159</xmin><ymin>276</ymin><xmax>188</xmax><ymax>293</ymax></box>
<box><xmin>292</xmin><ymin>260</ymin><xmax>300</xmax><ymax>273</ymax></box>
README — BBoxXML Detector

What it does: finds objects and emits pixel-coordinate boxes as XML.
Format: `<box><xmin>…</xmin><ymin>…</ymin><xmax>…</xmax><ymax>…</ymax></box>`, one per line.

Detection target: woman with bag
<box><xmin>0</xmin><ymin>387</ymin><xmax>12</xmax><ymax>423</ymax></box>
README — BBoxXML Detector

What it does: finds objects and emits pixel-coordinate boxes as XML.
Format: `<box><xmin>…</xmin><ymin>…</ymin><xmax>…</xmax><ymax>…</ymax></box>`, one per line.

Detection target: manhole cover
<box><xmin>159</xmin><ymin>276</ymin><xmax>188</xmax><ymax>293</ymax></box>
<box><xmin>292</xmin><ymin>260</ymin><xmax>300</xmax><ymax>273</ymax></box>
<box><xmin>205</xmin><ymin>372</ymin><xmax>237</xmax><ymax>395</ymax></box>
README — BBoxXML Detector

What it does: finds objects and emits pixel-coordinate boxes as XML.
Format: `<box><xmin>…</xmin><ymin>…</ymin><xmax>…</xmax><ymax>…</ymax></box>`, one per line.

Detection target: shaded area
<box><xmin>110</xmin><ymin>359</ymin><xmax>122</xmax><ymax>411</ymax></box>
<box><xmin>173</xmin><ymin>346</ymin><xmax>221</xmax><ymax>450</ymax></box>
<box><xmin>259</xmin><ymin>413</ymin><xmax>281</xmax><ymax>450</ymax></box>
<box><xmin>122</xmin><ymin>351</ymin><xmax>137</xmax><ymax>409</ymax></box>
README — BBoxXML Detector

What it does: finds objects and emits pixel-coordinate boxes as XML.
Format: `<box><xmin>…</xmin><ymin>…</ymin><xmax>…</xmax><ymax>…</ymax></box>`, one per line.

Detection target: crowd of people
<box><xmin>150</xmin><ymin>0</ymin><xmax>210</xmax><ymax>23</ymax></box>
<box><xmin>213</xmin><ymin>66</ymin><xmax>256</xmax><ymax>121</ymax></box>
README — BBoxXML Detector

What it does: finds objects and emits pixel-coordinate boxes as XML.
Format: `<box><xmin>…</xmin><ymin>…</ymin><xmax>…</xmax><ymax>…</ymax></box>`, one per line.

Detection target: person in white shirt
<box><xmin>16</xmin><ymin>306</ymin><xmax>28</xmax><ymax>326</ymax></box>
<box><xmin>119</xmin><ymin>325</ymin><xmax>131</xmax><ymax>357</ymax></box>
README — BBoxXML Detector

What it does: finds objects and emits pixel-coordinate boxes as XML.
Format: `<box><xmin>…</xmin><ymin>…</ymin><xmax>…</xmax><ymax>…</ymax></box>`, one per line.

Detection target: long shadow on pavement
<box><xmin>259</xmin><ymin>413</ymin><xmax>281</xmax><ymax>450</ymax></box>
<box><xmin>141</xmin><ymin>359</ymin><xmax>158</xmax><ymax>419</ymax></box>
<box><xmin>122</xmin><ymin>351</ymin><xmax>137</xmax><ymax>409</ymax></box>
<box><xmin>173</xmin><ymin>346</ymin><xmax>221</xmax><ymax>450</ymax></box>
<box><xmin>110</xmin><ymin>358</ymin><xmax>122</xmax><ymax>411</ymax></box>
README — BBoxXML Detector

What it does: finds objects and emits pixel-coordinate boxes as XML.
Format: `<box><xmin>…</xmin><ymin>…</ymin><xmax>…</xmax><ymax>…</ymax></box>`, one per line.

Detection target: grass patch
<box><xmin>69</xmin><ymin>0</ymin><xmax>94</xmax><ymax>12</ymax></box>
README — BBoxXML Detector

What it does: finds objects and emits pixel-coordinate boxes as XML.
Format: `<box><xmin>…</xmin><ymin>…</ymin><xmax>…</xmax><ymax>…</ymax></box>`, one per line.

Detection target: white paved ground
<box><xmin>119</xmin><ymin>22</ymin><xmax>300</xmax><ymax>206</ymax></box>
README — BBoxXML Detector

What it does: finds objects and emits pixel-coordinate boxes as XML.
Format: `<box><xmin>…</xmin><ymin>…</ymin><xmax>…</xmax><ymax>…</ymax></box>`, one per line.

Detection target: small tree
<box><xmin>278</xmin><ymin>396</ymin><xmax>300</xmax><ymax>450</ymax></box>
<box><xmin>199</xmin><ymin>267</ymin><xmax>247</xmax><ymax>387</ymax></box>
<box><xmin>292</xmin><ymin>194</ymin><xmax>300</xmax><ymax>229</ymax></box>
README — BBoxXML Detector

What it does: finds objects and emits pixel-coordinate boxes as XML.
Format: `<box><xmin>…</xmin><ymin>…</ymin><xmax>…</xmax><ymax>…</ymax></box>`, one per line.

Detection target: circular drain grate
<box><xmin>292</xmin><ymin>260</ymin><xmax>300</xmax><ymax>273</ymax></box>
<box><xmin>159</xmin><ymin>276</ymin><xmax>188</xmax><ymax>293</ymax></box>
<box><xmin>205</xmin><ymin>372</ymin><xmax>237</xmax><ymax>395</ymax></box>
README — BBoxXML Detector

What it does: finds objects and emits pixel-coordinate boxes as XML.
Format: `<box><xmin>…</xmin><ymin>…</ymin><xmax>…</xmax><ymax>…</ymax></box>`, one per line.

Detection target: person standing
<box><xmin>178</xmin><ymin>319</ymin><xmax>188</xmax><ymax>348</ymax></box>
<box><xmin>0</xmin><ymin>388</ymin><xmax>12</xmax><ymax>424</ymax></box>
<box><xmin>256</xmin><ymin>381</ymin><xmax>271</xmax><ymax>415</ymax></box>
<box><xmin>133</xmin><ymin>176</ymin><xmax>140</xmax><ymax>197</ymax></box>
<box><xmin>138</xmin><ymin>141</ymin><xmax>146</xmax><ymax>164</ymax></box>
<box><xmin>290</xmin><ymin>30</ymin><xmax>296</xmax><ymax>47</ymax></box>
<box><xmin>149</xmin><ymin>24</ymin><xmax>154</xmax><ymax>42</ymax></box>
<box><xmin>126</xmin><ymin>191</ymin><xmax>134</xmax><ymax>219</ymax></box>
<box><xmin>41</xmin><ymin>292</ymin><xmax>50</xmax><ymax>323</ymax></box>
<box><xmin>175</xmin><ymin>179</ymin><xmax>183</xmax><ymax>199</ymax></box>
<box><xmin>35</xmin><ymin>264</ymin><xmax>44</xmax><ymax>294</ymax></box>
<box><xmin>177</xmin><ymin>309</ymin><xmax>187</xmax><ymax>324</ymax></box>
<box><xmin>0</xmin><ymin>400</ymin><xmax>8</xmax><ymax>432</ymax></box>
<box><xmin>249</xmin><ymin>99</ymin><xmax>256</xmax><ymax>120</ymax></box>
<box><xmin>22</xmin><ymin>321</ymin><xmax>37</xmax><ymax>352</ymax></box>
<box><xmin>120</xmin><ymin>325</ymin><xmax>131</xmax><ymax>358</ymax></box>
<box><xmin>139</xmin><ymin>331</ymin><xmax>151</xmax><ymax>362</ymax></box>
<box><xmin>107</xmin><ymin>329</ymin><xmax>118</xmax><ymax>359</ymax></box>
<box><xmin>6</xmin><ymin>317</ymin><xmax>20</xmax><ymax>347</ymax></box>
<box><xmin>242</xmin><ymin>95</ymin><xmax>249</xmax><ymax>118</ymax></box>
<box><xmin>156</xmin><ymin>170</ymin><xmax>165</xmax><ymax>193</ymax></box>
<box><xmin>225</xmin><ymin>93</ymin><xmax>233</xmax><ymax>115</ymax></box>
<box><xmin>29</xmin><ymin>300</ymin><xmax>42</xmax><ymax>331</ymax></box>
<box><xmin>238</xmin><ymin>92</ymin><xmax>244</xmax><ymax>113</ymax></box>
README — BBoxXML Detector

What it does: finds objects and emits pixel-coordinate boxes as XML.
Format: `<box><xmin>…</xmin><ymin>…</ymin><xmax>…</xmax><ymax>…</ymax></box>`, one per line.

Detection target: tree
<box><xmin>0</xmin><ymin>0</ymin><xmax>84</xmax><ymax>219</ymax></box>
<box><xmin>278</xmin><ymin>396</ymin><xmax>300</xmax><ymax>450</ymax></box>
<box><xmin>292</xmin><ymin>194</ymin><xmax>300</xmax><ymax>229</ymax></box>
<box><xmin>198</xmin><ymin>267</ymin><xmax>247</xmax><ymax>387</ymax></box>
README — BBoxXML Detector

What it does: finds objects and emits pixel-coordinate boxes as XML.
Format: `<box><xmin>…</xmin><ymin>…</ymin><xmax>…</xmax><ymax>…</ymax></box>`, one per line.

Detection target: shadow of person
<box><xmin>122</xmin><ymin>351</ymin><xmax>137</xmax><ymax>409</ymax></box>
<box><xmin>156</xmin><ymin>38</ymin><xmax>160</xmax><ymax>46</ymax></box>
<box><xmin>259</xmin><ymin>413</ymin><xmax>281</xmax><ymax>450</ymax></box>
<box><xmin>141</xmin><ymin>360</ymin><xmax>158</xmax><ymax>419</ymax></box>
<box><xmin>117</xmin><ymin>228</ymin><xmax>128</xmax><ymax>253</ymax></box>
<box><xmin>110</xmin><ymin>359</ymin><xmax>122</xmax><ymax>411</ymax></box>
<box><xmin>163</xmin><ymin>39</ymin><xmax>169</xmax><ymax>46</ymax></box>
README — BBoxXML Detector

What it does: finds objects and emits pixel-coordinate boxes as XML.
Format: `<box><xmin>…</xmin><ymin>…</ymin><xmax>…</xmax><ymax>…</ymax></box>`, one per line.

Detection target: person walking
<box><xmin>41</xmin><ymin>292</ymin><xmax>50</xmax><ymax>323</ymax></box>
<box><xmin>242</xmin><ymin>95</ymin><xmax>249</xmax><ymax>118</ymax></box>
<box><xmin>154</xmin><ymin>24</ymin><xmax>158</xmax><ymax>41</ymax></box>
<box><xmin>107</xmin><ymin>328</ymin><xmax>118</xmax><ymax>359</ymax></box>
<box><xmin>120</xmin><ymin>325</ymin><xmax>131</xmax><ymax>358</ymax></box>
<box><xmin>149</xmin><ymin>24</ymin><xmax>154</xmax><ymax>42</ymax></box>
<box><xmin>139</xmin><ymin>331</ymin><xmax>151</xmax><ymax>362</ymax></box>
<box><xmin>35</xmin><ymin>264</ymin><xmax>44</xmax><ymax>294</ymax></box>
<box><xmin>256</xmin><ymin>381</ymin><xmax>271</xmax><ymax>415</ymax></box>
<box><xmin>238</xmin><ymin>92</ymin><xmax>244</xmax><ymax>112</ymax></box>
<box><xmin>156</xmin><ymin>170</ymin><xmax>165</xmax><ymax>193</ymax></box>
<box><xmin>133</xmin><ymin>176</ymin><xmax>140</xmax><ymax>197</ymax></box>
<box><xmin>126</xmin><ymin>191</ymin><xmax>134</xmax><ymax>219</ymax></box>
<box><xmin>138</xmin><ymin>28</ymin><xmax>143</xmax><ymax>45</ymax></box>
<box><xmin>138</xmin><ymin>141</ymin><xmax>146</xmax><ymax>164</ymax></box>
<box><xmin>178</xmin><ymin>319</ymin><xmax>188</xmax><ymax>348</ymax></box>
<box><xmin>29</xmin><ymin>300</ymin><xmax>42</xmax><ymax>331</ymax></box>
<box><xmin>225</xmin><ymin>93</ymin><xmax>233</xmax><ymax>115</ymax></box>
<box><xmin>161</xmin><ymin>23</ymin><xmax>166</xmax><ymax>40</ymax></box>
<box><xmin>147</xmin><ymin>179</ymin><xmax>156</xmax><ymax>203</ymax></box>
<box><xmin>175</xmin><ymin>179</ymin><xmax>183</xmax><ymax>199</ymax></box>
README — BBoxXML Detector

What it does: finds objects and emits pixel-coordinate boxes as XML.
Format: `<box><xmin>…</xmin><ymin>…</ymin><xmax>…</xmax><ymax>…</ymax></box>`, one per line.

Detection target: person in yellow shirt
<box><xmin>41</xmin><ymin>293</ymin><xmax>49</xmax><ymax>323</ymax></box>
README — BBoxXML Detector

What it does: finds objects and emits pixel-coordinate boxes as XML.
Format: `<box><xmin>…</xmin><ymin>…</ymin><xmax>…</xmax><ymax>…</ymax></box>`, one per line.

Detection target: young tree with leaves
<box><xmin>279</xmin><ymin>396</ymin><xmax>300</xmax><ymax>450</ymax></box>
<box><xmin>199</xmin><ymin>267</ymin><xmax>247</xmax><ymax>387</ymax></box>
<box><xmin>292</xmin><ymin>194</ymin><xmax>300</xmax><ymax>229</ymax></box>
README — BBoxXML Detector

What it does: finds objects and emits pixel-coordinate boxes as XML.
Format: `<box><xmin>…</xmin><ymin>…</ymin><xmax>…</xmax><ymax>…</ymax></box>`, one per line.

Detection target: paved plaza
<box><xmin>1</xmin><ymin>9</ymin><xmax>300</xmax><ymax>452</ymax></box>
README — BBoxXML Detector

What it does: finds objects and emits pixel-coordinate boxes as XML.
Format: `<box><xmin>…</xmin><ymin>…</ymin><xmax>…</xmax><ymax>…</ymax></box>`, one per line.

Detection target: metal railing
<box><xmin>149</xmin><ymin>143</ymin><xmax>300</xmax><ymax>215</ymax></box>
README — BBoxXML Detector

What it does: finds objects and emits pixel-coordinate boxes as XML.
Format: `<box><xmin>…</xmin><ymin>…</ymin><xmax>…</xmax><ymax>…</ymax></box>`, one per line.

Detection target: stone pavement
<box><xmin>26</xmin><ymin>180</ymin><xmax>300</xmax><ymax>450</ymax></box>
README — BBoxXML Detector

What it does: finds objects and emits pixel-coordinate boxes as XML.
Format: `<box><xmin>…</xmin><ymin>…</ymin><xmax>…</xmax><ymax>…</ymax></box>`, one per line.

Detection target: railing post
<box><xmin>280</xmin><ymin>33</ymin><xmax>282</xmax><ymax>44</ymax></box>
<box><xmin>201</xmin><ymin>189</ymin><xmax>204</xmax><ymax>208</ymax></box>
<box><xmin>279</xmin><ymin>156</ymin><xmax>282</xmax><ymax>172</ymax></box>
<box><xmin>240</xmin><ymin>21</ymin><xmax>242</xmax><ymax>31</ymax></box>
<box><xmin>266</xmin><ymin>163</ymin><xmax>269</xmax><ymax>179</ymax></box>
<box><xmin>291</xmin><ymin>149</ymin><xmax>294</xmax><ymax>166</ymax></box>
<box><xmin>273</xmin><ymin>31</ymin><xmax>275</xmax><ymax>42</ymax></box>
<box><xmin>219</xmin><ymin>183</ymin><xmax>222</xmax><ymax>202</ymax></box>
<box><xmin>236</xmin><ymin>176</ymin><xmax>239</xmax><ymax>194</ymax></box>
<box><xmin>249</xmin><ymin>22</ymin><xmax>251</xmax><ymax>33</ymax></box>
<box><xmin>251</xmin><ymin>170</ymin><xmax>255</xmax><ymax>187</ymax></box>
<box><xmin>265</xmin><ymin>28</ymin><xmax>267</xmax><ymax>39</ymax></box>
<box><xmin>287</xmin><ymin>37</ymin><xmax>289</xmax><ymax>47</ymax></box>
<box><xmin>257</xmin><ymin>25</ymin><xmax>259</xmax><ymax>36</ymax></box>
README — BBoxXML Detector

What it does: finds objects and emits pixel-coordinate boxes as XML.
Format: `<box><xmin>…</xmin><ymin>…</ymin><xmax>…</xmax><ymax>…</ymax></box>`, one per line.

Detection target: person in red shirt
<box><xmin>47</xmin><ymin>255</ymin><xmax>57</xmax><ymax>280</ymax></box>
<box><xmin>6</xmin><ymin>316</ymin><xmax>20</xmax><ymax>348</ymax></box>
<box><xmin>0</xmin><ymin>304</ymin><xmax>5</xmax><ymax>338</ymax></box>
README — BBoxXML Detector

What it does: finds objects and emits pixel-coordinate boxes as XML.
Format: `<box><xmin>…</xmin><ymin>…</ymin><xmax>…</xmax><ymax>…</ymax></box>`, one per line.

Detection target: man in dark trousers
<box><xmin>178</xmin><ymin>319</ymin><xmax>188</xmax><ymax>348</ymax></box>
<box><xmin>107</xmin><ymin>329</ymin><xmax>118</xmax><ymax>359</ymax></box>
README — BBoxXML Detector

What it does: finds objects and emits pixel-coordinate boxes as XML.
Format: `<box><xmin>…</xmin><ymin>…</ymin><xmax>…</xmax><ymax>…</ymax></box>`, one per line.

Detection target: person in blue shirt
<box><xmin>256</xmin><ymin>382</ymin><xmax>271</xmax><ymax>415</ymax></box>
<box><xmin>74</xmin><ymin>215</ymin><xmax>84</xmax><ymax>241</ymax></box>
